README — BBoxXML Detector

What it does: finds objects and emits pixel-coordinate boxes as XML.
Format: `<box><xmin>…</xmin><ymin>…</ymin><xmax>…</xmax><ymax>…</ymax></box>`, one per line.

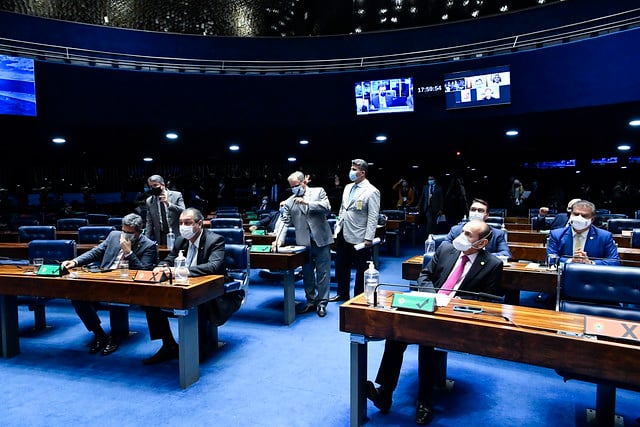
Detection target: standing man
<box><xmin>417</xmin><ymin>175</ymin><xmax>444</xmax><ymax>237</ymax></box>
<box><xmin>329</xmin><ymin>159</ymin><xmax>380</xmax><ymax>302</ymax></box>
<box><xmin>274</xmin><ymin>171</ymin><xmax>333</xmax><ymax>317</ymax></box>
<box><xmin>367</xmin><ymin>220</ymin><xmax>503</xmax><ymax>425</ymax></box>
<box><xmin>144</xmin><ymin>174</ymin><xmax>185</xmax><ymax>246</ymax></box>
<box><xmin>61</xmin><ymin>213</ymin><xmax>158</xmax><ymax>356</ymax></box>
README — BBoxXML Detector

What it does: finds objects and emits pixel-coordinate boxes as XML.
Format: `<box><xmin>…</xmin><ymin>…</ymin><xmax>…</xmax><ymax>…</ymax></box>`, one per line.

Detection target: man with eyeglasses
<box><xmin>61</xmin><ymin>213</ymin><xmax>158</xmax><ymax>356</ymax></box>
<box><xmin>444</xmin><ymin>198</ymin><xmax>511</xmax><ymax>258</ymax></box>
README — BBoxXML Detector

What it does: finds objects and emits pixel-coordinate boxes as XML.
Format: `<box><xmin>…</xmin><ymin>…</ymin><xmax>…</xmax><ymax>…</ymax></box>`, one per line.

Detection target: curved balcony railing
<box><xmin>0</xmin><ymin>8</ymin><xmax>639</xmax><ymax>74</ymax></box>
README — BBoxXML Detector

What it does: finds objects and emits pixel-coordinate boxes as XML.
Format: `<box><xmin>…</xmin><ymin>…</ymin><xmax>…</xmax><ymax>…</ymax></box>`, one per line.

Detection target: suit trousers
<box><xmin>301</xmin><ymin>241</ymin><xmax>331</xmax><ymax>306</ymax></box>
<box><xmin>375</xmin><ymin>339</ymin><xmax>438</xmax><ymax>403</ymax></box>
<box><xmin>334</xmin><ymin>231</ymin><xmax>372</xmax><ymax>297</ymax></box>
<box><xmin>145</xmin><ymin>305</ymin><xmax>214</xmax><ymax>350</ymax></box>
<box><xmin>72</xmin><ymin>300</ymin><xmax>128</xmax><ymax>337</ymax></box>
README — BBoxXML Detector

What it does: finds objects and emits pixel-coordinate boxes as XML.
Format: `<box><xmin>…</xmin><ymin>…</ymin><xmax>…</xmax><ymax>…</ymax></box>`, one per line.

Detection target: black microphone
<box><xmin>444</xmin><ymin>288</ymin><xmax>504</xmax><ymax>302</ymax></box>
<box><xmin>274</xmin><ymin>222</ymin><xmax>288</xmax><ymax>254</ymax></box>
<box><xmin>372</xmin><ymin>282</ymin><xmax>411</xmax><ymax>307</ymax></box>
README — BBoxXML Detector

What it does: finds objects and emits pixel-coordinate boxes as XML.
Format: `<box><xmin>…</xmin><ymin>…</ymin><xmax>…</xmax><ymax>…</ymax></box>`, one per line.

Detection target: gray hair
<box><xmin>287</xmin><ymin>171</ymin><xmax>305</xmax><ymax>183</ymax></box>
<box><xmin>182</xmin><ymin>207</ymin><xmax>205</xmax><ymax>222</ymax></box>
<box><xmin>147</xmin><ymin>174</ymin><xmax>164</xmax><ymax>185</ymax></box>
<box><xmin>351</xmin><ymin>158</ymin><xmax>368</xmax><ymax>173</ymax></box>
<box><xmin>571</xmin><ymin>200</ymin><xmax>596</xmax><ymax>215</ymax></box>
<box><xmin>122</xmin><ymin>213</ymin><xmax>144</xmax><ymax>231</ymax></box>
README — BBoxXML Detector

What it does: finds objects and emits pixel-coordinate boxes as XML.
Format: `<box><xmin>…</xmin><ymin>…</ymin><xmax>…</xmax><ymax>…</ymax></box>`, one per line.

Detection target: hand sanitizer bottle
<box><xmin>174</xmin><ymin>250</ymin><xmax>189</xmax><ymax>284</ymax></box>
<box><xmin>364</xmin><ymin>261</ymin><xmax>379</xmax><ymax>306</ymax></box>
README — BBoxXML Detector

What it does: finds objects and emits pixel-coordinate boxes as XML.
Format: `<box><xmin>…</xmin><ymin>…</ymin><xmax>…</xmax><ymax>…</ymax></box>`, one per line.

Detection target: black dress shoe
<box><xmin>89</xmin><ymin>335</ymin><xmax>108</xmax><ymax>354</ymax></box>
<box><xmin>296</xmin><ymin>303</ymin><xmax>316</xmax><ymax>314</ymax></box>
<box><xmin>328</xmin><ymin>294</ymin><xmax>349</xmax><ymax>302</ymax></box>
<box><xmin>143</xmin><ymin>344</ymin><xmax>179</xmax><ymax>365</ymax></box>
<box><xmin>317</xmin><ymin>306</ymin><xmax>327</xmax><ymax>317</ymax></box>
<box><xmin>101</xmin><ymin>336</ymin><xmax>119</xmax><ymax>356</ymax></box>
<box><xmin>415</xmin><ymin>401</ymin><xmax>433</xmax><ymax>425</ymax></box>
<box><xmin>366</xmin><ymin>380</ymin><xmax>392</xmax><ymax>414</ymax></box>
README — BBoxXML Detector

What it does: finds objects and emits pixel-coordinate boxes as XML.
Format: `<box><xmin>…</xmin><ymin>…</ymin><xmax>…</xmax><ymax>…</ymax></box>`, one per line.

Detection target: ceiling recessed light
<box><xmin>165</xmin><ymin>132</ymin><xmax>178</xmax><ymax>140</ymax></box>
<box><xmin>617</xmin><ymin>144</ymin><xmax>631</xmax><ymax>151</ymax></box>
<box><xmin>375</xmin><ymin>135</ymin><xmax>387</xmax><ymax>142</ymax></box>
<box><xmin>143</xmin><ymin>157</ymin><xmax>153</xmax><ymax>162</ymax></box>
<box><xmin>505</xmin><ymin>130</ymin><xmax>519</xmax><ymax>136</ymax></box>
<box><xmin>299</xmin><ymin>139</ymin><xmax>309</xmax><ymax>145</ymax></box>
<box><xmin>229</xmin><ymin>144</ymin><xmax>240</xmax><ymax>151</ymax></box>
<box><xmin>287</xmin><ymin>156</ymin><xmax>296</xmax><ymax>162</ymax></box>
<box><xmin>52</xmin><ymin>137</ymin><xmax>66</xmax><ymax>144</ymax></box>
<box><xmin>628</xmin><ymin>119</ymin><xmax>640</xmax><ymax>127</ymax></box>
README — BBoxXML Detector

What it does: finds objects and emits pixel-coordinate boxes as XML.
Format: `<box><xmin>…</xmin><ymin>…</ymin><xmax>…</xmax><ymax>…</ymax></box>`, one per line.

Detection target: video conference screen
<box><xmin>443</xmin><ymin>65</ymin><xmax>510</xmax><ymax>110</ymax></box>
<box><xmin>355</xmin><ymin>77</ymin><xmax>414</xmax><ymax>116</ymax></box>
<box><xmin>0</xmin><ymin>54</ymin><xmax>36</xmax><ymax>117</ymax></box>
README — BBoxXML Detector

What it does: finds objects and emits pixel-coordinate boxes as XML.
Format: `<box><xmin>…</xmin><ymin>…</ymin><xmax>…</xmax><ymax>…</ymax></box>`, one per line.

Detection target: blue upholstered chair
<box><xmin>10</xmin><ymin>215</ymin><xmax>39</xmax><ymax>230</ymax></box>
<box><xmin>215</xmin><ymin>212</ymin><xmax>242</xmax><ymax>219</ymax></box>
<box><xmin>18</xmin><ymin>225</ymin><xmax>56</xmax><ymax>243</ymax></box>
<box><xmin>606</xmin><ymin>218</ymin><xmax>640</xmax><ymax>234</ymax></box>
<box><xmin>107</xmin><ymin>217</ymin><xmax>123</xmax><ymax>230</ymax></box>
<box><xmin>557</xmin><ymin>263</ymin><xmax>640</xmax><ymax>425</ymax></box>
<box><xmin>24</xmin><ymin>239</ymin><xmax>77</xmax><ymax>329</ymax></box>
<box><xmin>632</xmin><ymin>228</ymin><xmax>640</xmax><ymax>249</ymax></box>
<box><xmin>209</xmin><ymin>218</ymin><xmax>243</xmax><ymax>229</ymax></box>
<box><xmin>57</xmin><ymin>217</ymin><xmax>89</xmax><ymax>231</ymax></box>
<box><xmin>224</xmin><ymin>243</ymin><xmax>250</xmax><ymax>298</ymax></box>
<box><xmin>210</xmin><ymin>227</ymin><xmax>244</xmax><ymax>244</ymax></box>
<box><xmin>87</xmin><ymin>213</ymin><xmax>110</xmax><ymax>225</ymax></box>
<box><xmin>77</xmin><ymin>225</ymin><xmax>115</xmax><ymax>244</ymax></box>
<box><xmin>488</xmin><ymin>208</ymin><xmax>507</xmax><ymax>217</ymax></box>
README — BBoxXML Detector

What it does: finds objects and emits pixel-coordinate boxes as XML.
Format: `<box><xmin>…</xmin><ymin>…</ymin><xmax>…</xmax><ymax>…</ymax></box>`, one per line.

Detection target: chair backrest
<box><xmin>78</xmin><ymin>226</ymin><xmax>115</xmax><ymax>244</ymax></box>
<box><xmin>606</xmin><ymin>218</ymin><xmax>640</xmax><ymax>234</ymax></box>
<box><xmin>594</xmin><ymin>213</ymin><xmax>628</xmax><ymax>227</ymax></box>
<box><xmin>216</xmin><ymin>206</ymin><xmax>239</xmax><ymax>213</ymax></box>
<box><xmin>224</xmin><ymin>243</ymin><xmax>250</xmax><ymax>295</ymax></box>
<box><xmin>57</xmin><ymin>218</ymin><xmax>89</xmax><ymax>231</ymax></box>
<box><xmin>632</xmin><ymin>228</ymin><xmax>640</xmax><ymax>249</ymax></box>
<box><xmin>215</xmin><ymin>212</ymin><xmax>242</xmax><ymax>219</ymax></box>
<box><xmin>11</xmin><ymin>215</ymin><xmax>39</xmax><ymax>230</ymax></box>
<box><xmin>28</xmin><ymin>239</ymin><xmax>77</xmax><ymax>263</ymax></box>
<box><xmin>211</xmin><ymin>227</ymin><xmax>245</xmax><ymax>244</ymax></box>
<box><xmin>486</xmin><ymin>216</ymin><xmax>504</xmax><ymax>226</ymax></box>
<box><xmin>559</xmin><ymin>263</ymin><xmax>640</xmax><ymax>321</ymax></box>
<box><xmin>209</xmin><ymin>218</ymin><xmax>243</xmax><ymax>229</ymax></box>
<box><xmin>107</xmin><ymin>217</ymin><xmax>123</xmax><ymax>230</ymax></box>
<box><xmin>488</xmin><ymin>208</ymin><xmax>507</xmax><ymax>217</ymax></box>
<box><xmin>18</xmin><ymin>225</ymin><xmax>56</xmax><ymax>243</ymax></box>
<box><xmin>380</xmin><ymin>209</ymin><xmax>405</xmax><ymax>220</ymax></box>
<box><xmin>595</xmin><ymin>208</ymin><xmax>611</xmax><ymax>215</ymax></box>
<box><xmin>87</xmin><ymin>213</ymin><xmax>110</xmax><ymax>225</ymax></box>
<box><xmin>531</xmin><ymin>215</ymin><xmax>555</xmax><ymax>231</ymax></box>
<box><xmin>282</xmin><ymin>226</ymin><xmax>297</xmax><ymax>245</ymax></box>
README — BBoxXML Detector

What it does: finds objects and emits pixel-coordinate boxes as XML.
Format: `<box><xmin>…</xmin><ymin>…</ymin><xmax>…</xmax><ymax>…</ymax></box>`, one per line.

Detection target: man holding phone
<box><xmin>144</xmin><ymin>174</ymin><xmax>185</xmax><ymax>246</ymax></box>
<box><xmin>366</xmin><ymin>219</ymin><xmax>503</xmax><ymax>425</ymax></box>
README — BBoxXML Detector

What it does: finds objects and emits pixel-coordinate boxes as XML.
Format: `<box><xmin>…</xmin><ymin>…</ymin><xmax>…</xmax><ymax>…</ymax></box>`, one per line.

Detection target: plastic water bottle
<box><xmin>166</xmin><ymin>231</ymin><xmax>175</xmax><ymax>251</ymax></box>
<box><xmin>424</xmin><ymin>234</ymin><xmax>436</xmax><ymax>266</ymax></box>
<box><xmin>501</xmin><ymin>223</ymin><xmax>508</xmax><ymax>242</ymax></box>
<box><xmin>364</xmin><ymin>260</ymin><xmax>379</xmax><ymax>306</ymax></box>
<box><xmin>174</xmin><ymin>250</ymin><xmax>189</xmax><ymax>284</ymax></box>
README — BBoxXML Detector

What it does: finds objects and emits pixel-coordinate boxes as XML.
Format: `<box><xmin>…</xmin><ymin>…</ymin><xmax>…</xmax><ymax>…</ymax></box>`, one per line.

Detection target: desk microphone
<box><xmin>372</xmin><ymin>282</ymin><xmax>411</xmax><ymax>307</ymax></box>
<box><xmin>445</xmin><ymin>288</ymin><xmax>504</xmax><ymax>302</ymax></box>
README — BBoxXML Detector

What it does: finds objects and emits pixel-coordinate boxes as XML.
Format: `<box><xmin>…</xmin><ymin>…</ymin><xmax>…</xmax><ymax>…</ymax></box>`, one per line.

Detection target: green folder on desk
<box><xmin>245</xmin><ymin>213</ymin><xmax>257</xmax><ymax>220</ymax></box>
<box><xmin>249</xmin><ymin>220</ymin><xmax>260</xmax><ymax>226</ymax></box>
<box><xmin>251</xmin><ymin>229</ymin><xmax>266</xmax><ymax>235</ymax></box>
<box><xmin>250</xmin><ymin>245</ymin><xmax>272</xmax><ymax>253</ymax></box>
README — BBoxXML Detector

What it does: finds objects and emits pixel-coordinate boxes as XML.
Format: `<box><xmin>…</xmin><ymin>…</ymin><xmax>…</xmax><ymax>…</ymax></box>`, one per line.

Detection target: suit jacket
<box><xmin>418</xmin><ymin>183</ymin><xmax>444</xmax><ymax>213</ymax></box>
<box><xmin>445</xmin><ymin>223</ymin><xmax>512</xmax><ymax>258</ymax></box>
<box><xmin>547</xmin><ymin>225</ymin><xmax>620</xmax><ymax>265</ymax></box>
<box><xmin>337</xmin><ymin>178</ymin><xmax>381</xmax><ymax>244</ymax></box>
<box><xmin>277</xmin><ymin>186</ymin><xmax>333</xmax><ymax>247</ymax></box>
<box><xmin>162</xmin><ymin>229</ymin><xmax>227</xmax><ymax>277</ymax></box>
<box><xmin>144</xmin><ymin>189</ymin><xmax>185</xmax><ymax>243</ymax></box>
<box><xmin>549</xmin><ymin>213</ymin><xmax>569</xmax><ymax>230</ymax></box>
<box><xmin>74</xmin><ymin>230</ymin><xmax>158</xmax><ymax>270</ymax></box>
<box><xmin>417</xmin><ymin>241</ymin><xmax>504</xmax><ymax>297</ymax></box>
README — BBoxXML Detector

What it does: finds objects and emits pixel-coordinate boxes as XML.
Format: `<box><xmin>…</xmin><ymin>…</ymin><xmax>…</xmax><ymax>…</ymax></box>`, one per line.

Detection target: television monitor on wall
<box><xmin>0</xmin><ymin>55</ymin><xmax>36</xmax><ymax>117</ymax></box>
<box><xmin>443</xmin><ymin>65</ymin><xmax>510</xmax><ymax>110</ymax></box>
<box><xmin>355</xmin><ymin>77</ymin><xmax>414</xmax><ymax>115</ymax></box>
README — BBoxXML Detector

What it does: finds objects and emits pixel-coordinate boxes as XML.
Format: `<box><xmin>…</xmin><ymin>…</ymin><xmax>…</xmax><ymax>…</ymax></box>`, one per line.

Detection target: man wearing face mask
<box><xmin>144</xmin><ymin>174</ymin><xmax>185</xmax><ymax>246</ymax></box>
<box><xmin>143</xmin><ymin>207</ymin><xmax>241</xmax><ymax>364</ymax></box>
<box><xmin>444</xmin><ymin>198</ymin><xmax>511</xmax><ymax>259</ymax></box>
<box><xmin>367</xmin><ymin>220</ymin><xmax>503</xmax><ymax>425</ymax></box>
<box><xmin>330</xmin><ymin>159</ymin><xmax>381</xmax><ymax>302</ymax></box>
<box><xmin>547</xmin><ymin>199</ymin><xmax>619</xmax><ymax>266</ymax></box>
<box><xmin>417</xmin><ymin>175</ymin><xmax>444</xmax><ymax>237</ymax></box>
<box><xmin>273</xmin><ymin>171</ymin><xmax>333</xmax><ymax>317</ymax></box>
<box><xmin>61</xmin><ymin>213</ymin><xmax>158</xmax><ymax>356</ymax></box>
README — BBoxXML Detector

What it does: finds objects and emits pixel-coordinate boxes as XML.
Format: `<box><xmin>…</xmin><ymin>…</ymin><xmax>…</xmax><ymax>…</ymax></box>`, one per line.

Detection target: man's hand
<box><xmin>572</xmin><ymin>249</ymin><xmax>593</xmax><ymax>264</ymax></box>
<box><xmin>120</xmin><ymin>233</ymin><xmax>132</xmax><ymax>254</ymax></box>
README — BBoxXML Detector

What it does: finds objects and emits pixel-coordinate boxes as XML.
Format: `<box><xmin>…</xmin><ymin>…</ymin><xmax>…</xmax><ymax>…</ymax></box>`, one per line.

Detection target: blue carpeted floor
<box><xmin>0</xmin><ymin>236</ymin><xmax>638</xmax><ymax>426</ymax></box>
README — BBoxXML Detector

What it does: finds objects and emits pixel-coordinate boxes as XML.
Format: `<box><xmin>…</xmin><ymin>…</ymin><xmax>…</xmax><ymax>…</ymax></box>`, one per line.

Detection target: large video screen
<box><xmin>355</xmin><ymin>77</ymin><xmax>414</xmax><ymax>115</ymax></box>
<box><xmin>443</xmin><ymin>65</ymin><xmax>510</xmax><ymax>110</ymax></box>
<box><xmin>0</xmin><ymin>55</ymin><xmax>36</xmax><ymax>117</ymax></box>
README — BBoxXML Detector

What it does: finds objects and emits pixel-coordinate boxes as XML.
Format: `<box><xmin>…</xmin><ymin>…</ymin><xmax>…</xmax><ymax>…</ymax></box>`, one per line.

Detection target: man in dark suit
<box><xmin>143</xmin><ymin>207</ymin><xmax>242</xmax><ymax>364</ymax></box>
<box><xmin>547</xmin><ymin>199</ymin><xmax>619</xmax><ymax>266</ymax></box>
<box><xmin>144</xmin><ymin>174</ymin><xmax>185</xmax><ymax>246</ymax></box>
<box><xmin>61</xmin><ymin>213</ymin><xmax>158</xmax><ymax>355</ymax></box>
<box><xmin>367</xmin><ymin>220</ymin><xmax>503</xmax><ymax>425</ymax></box>
<box><xmin>417</xmin><ymin>175</ymin><xmax>444</xmax><ymax>237</ymax></box>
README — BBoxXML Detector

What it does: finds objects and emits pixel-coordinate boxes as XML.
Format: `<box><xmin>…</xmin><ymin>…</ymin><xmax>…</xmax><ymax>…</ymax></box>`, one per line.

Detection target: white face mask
<box><xmin>348</xmin><ymin>170</ymin><xmax>358</xmax><ymax>182</ymax></box>
<box><xmin>468</xmin><ymin>211</ymin><xmax>484</xmax><ymax>222</ymax></box>
<box><xmin>179</xmin><ymin>225</ymin><xmax>196</xmax><ymax>240</ymax></box>
<box><xmin>570</xmin><ymin>215</ymin><xmax>591</xmax><ymax>230</ymax></box>
<box><xmin>452</xmin><ymin>234</ymin><xmax>473</xmax><ymax>252</ymax></box>
<box><xmin>291</xmin><ymin>185</ymin><xmax>305</xmax><ymax>197</ymax></box>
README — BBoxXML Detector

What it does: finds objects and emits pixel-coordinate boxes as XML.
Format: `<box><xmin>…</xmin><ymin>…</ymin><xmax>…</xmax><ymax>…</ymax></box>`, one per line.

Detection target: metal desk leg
<box><xmin>283</xmin><ymin>269</ymin><xmax>296</xmax><ymax>325</ymax></box>
<box><xmin>0</xmin><ymin>295</ymin><xmax>19</xmax><ymax>357</ymax></box>
<box><xmin>177</xmin><ymin>307</ymin><xmax>199</xmax><ymax>389</ymax></box>
<box><xmin>350</xmin><ymin>334</ymin><xmax>368</xmax><ymax>427</ymax></box>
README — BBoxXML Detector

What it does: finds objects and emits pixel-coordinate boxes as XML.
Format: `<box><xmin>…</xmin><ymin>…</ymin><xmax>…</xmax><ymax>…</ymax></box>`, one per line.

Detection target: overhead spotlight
<box><xmin>299</xmin><ymin>139</ymin><xmax>309</xmax><ymax>145</ymax></box>
<box><xmin>287</xmin><ymin>156</ymin><xmax>297</xmax><ymax>162</ymax></box>
<box><xmin>505</xmin><ymin>130</ymin><xmax>519</xmax><ymax>136</ymax></box>
<box><xmin>229</xmin><ymin>144</ymin><xmax>240</xmax><ymax>151</ymax></box>
<box><xmin>628</xmin><ymin>119</ymin><xmax>640</xmax><ymax>127</ymax></box>
<box><xmin>143</xmin><ymin>157</ymin><xmax>153</xmax><ymax>162</ymax></box>
<box><xmin>375</xmin><ymin>135</ymin><xmax>387</xmax><ymax>142</ymax></box>
<box><xmin>617</xmin><ymin>144</ymin><xmax>631</xmax><ymax>151</ymax></box>
<box><xmin>52</xmin><ymin>137</ymin><xmax>66</xmax><ymax>144</ymax></box>
<box><xmin>165</xmin><ymin>132</ymin><xmax>178</xmax><ymax>140</ymax></box>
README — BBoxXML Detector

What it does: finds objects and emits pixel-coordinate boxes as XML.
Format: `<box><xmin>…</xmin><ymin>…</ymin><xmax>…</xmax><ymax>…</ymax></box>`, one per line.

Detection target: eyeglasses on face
<box><xmin>469</xmin><ymin>207</ymin><xmax>486</xmax><ymax>213</ymax></box>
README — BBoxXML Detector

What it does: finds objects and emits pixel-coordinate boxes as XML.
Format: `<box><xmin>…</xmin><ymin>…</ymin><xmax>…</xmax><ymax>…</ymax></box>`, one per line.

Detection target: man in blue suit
<box><xmin>445</xmin><ymin>198</ymin><xmax>511</xmax><ymax>259</ymax></box>
<box><xmin>61</xmin><ymin>213</ymin><xmax>158</xmax><ymax>355</ymax></box>
<box><xmin>547</xmin><ymin>199</ymin><xmax>619</xmax><ymax>265</ymax></box>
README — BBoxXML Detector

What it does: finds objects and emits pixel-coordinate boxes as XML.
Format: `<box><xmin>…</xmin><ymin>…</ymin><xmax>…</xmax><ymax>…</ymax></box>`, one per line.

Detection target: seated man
<box><xmin>143</xmin><ymin>207</ymin><xmax>243</xmax><ymax>365</ymax></box>
<box><xmin>366</xmin><ymin>220</ymin><xmax>503</xmax><ymax>425</ymax></box>
<box><xmin>549</xmin><ymin>198</ymin><xmax>581</xmax><ymax>230</ymax></box>
<box><xmin>532</xmin><ymin>207</ymin><xmax>551</xmax><ymax>231</ymax></box>
<box><xmin>61</xmin><ymin>213</ymin><xmax>158</xmax><ymax>355</ymax></box>
<box><xmin>445</xmin><ymin>198</ymin><xmax>511</xmax><ymax>258</ymax></box>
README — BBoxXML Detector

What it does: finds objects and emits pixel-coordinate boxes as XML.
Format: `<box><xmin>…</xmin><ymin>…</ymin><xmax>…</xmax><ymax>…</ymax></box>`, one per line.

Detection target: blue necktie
<box><xmin>186</xmin><ymin>242</ymin><xmax>197</xmax><ymax>266</ymax></box>
<box><xmin>348</xmin><ymin>184</ymin><xmax>358</xmax><ymax>203</ymax></box>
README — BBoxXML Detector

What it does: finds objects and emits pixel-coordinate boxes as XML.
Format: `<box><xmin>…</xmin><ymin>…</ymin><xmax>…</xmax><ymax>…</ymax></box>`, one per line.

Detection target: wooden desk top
<box><xmin>340</xmin><ymin>294</ymin><xmax>640</xmax><ymax>388</ymax></box>
<box><xmin>508</xmin><ymin>242</ymin><xmax>640</xmax><ymax>266</ymax></box>
<box><xmin>0</xmin><ymin>265</ymin><xmax>225</xmax><ymax>309</ymax></box>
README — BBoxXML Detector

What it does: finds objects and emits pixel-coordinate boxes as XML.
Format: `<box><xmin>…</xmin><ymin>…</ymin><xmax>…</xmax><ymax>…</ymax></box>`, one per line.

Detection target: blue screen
<box><xmin>0</xmin><ymin>55</ymin><xmax>36</xmax><ymax>117</ymax></box>
<box><xmin>443</xmin><ymin>65</ymin><xmax>510</xmax><ymax>110</ymax></box>
<box><xmin>355</xmin><ymin>77</ymin><xmax>414</xmax><ymax>116</ymax></box>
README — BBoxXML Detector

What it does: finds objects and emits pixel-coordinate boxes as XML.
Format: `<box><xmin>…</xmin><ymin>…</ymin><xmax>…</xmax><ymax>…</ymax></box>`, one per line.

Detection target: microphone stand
<box><xmin>372</xmin><ymin>283</ymin><xmax>411</xmax><ymax>308</ymax></box>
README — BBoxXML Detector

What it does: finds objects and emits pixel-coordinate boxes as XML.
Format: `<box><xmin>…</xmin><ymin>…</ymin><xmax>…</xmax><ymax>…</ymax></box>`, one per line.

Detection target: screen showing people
<box><xmin>355</xmin><ymin>77</ymin><xmax>414</xmax><ymax>115</ymax></box>
<box><xmin>443</xmin><ymin>65</ymin><xmax>510</xmax><ymax>109</ymax></box>
<box><xmin>0</xmin><ymin>54</ymin><xmax>36</xmax><ymax>117</ymax></box>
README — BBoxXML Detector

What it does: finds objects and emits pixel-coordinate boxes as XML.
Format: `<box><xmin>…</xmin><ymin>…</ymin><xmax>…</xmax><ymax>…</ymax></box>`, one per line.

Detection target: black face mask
<box><xmin>149</xmin><ymin>186</ymin><xmax>162</xmax><ymax>196</ymax></box>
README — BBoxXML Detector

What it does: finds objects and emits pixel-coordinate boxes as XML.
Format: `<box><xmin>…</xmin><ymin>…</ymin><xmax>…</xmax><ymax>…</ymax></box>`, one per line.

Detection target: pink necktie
<box><xmin>439</xmin><ymin>255</ymin><xmax>470</xmax><ymax>295</ymax></box>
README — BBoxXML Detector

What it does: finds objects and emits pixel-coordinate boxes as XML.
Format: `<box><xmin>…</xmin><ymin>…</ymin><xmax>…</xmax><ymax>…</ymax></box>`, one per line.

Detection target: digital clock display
<box><xmin>414</xmin><ymin>81</ymin><xmax>444</xmax><ymax>98</ymax></box>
